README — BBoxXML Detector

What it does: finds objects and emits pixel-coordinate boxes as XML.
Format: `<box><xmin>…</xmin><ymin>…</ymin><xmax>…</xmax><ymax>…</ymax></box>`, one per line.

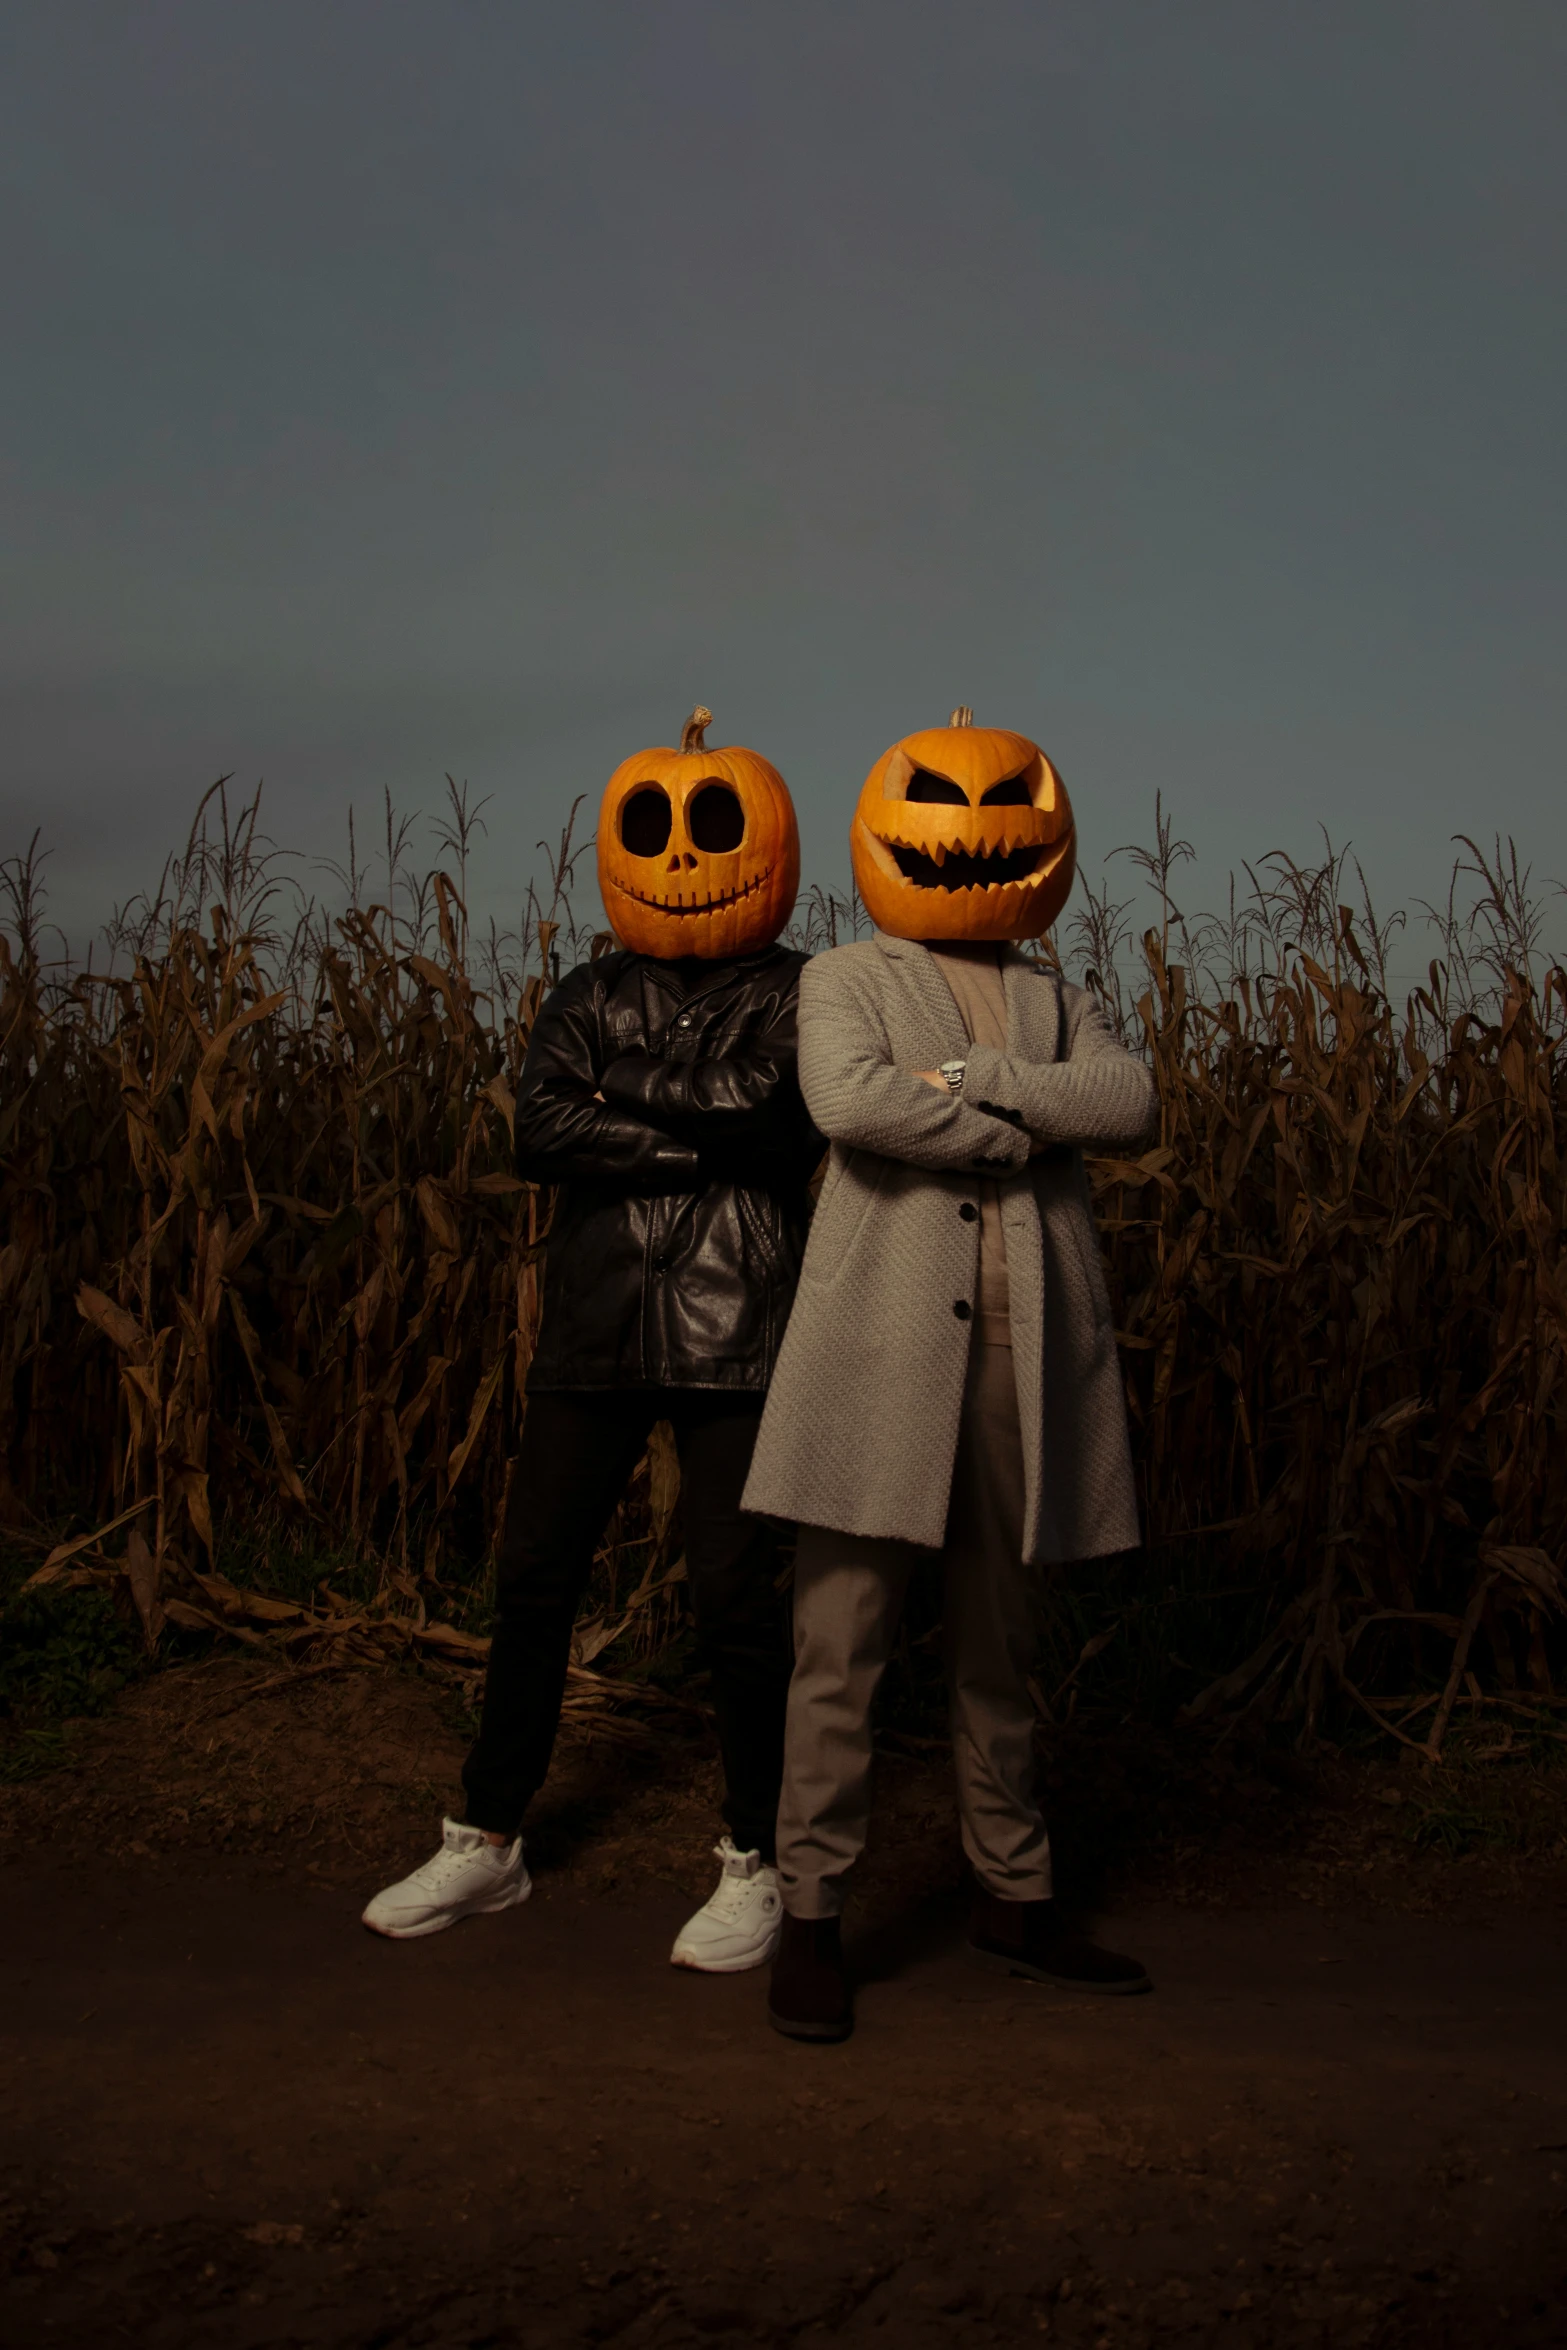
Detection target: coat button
<box><xmin>959</xmin><ymin>1202</ymin><xmax>978</xmax><ymax>1222</ymax></box>
<box><xmin>953</xmin><ymin>1300</ymin><xmax>972</xmax><ymax>1321</ymax></box>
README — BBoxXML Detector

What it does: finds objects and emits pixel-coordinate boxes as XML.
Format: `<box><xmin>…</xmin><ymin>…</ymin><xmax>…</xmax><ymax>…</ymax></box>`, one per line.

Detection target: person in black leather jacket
<box><xmin>518</xmin><ymin>946</ymin><xmax>819</xmax><ymax>1392</ymax></box>
<box><xmin>362</xmin><ymin>712</ymin><xmax>821</xmax><ymax>1970</ymax></box>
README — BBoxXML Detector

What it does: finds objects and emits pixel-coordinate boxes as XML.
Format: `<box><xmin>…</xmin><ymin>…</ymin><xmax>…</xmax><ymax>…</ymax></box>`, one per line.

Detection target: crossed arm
<box><xmin>513</xmin><ymin>970</ymin><xmax>703</xmax><ymax>1190</ymax></box>
<box><xmin>513</xmin><ymin>967</ymin><xmax>816</xmax><ymax>1189</ymax></box>
<box><xmin>796</xmin><ymin>956</ymin><xmax>1032</xmax><ymax>1174</ymax></box>
<box><xmin>955</xmin><ymin>991</ymin><xmax>1156</xmax><ymax>1153</ymax></box>
<box><xmin>595</xmin><ymin>986</ymin><xmax>810</xmax><ymax>1168</ymax></box>
<box><xmin>797</xmin><ymin>954</ymin><xmax>1155</xmax><ymax>1172</ymax></box>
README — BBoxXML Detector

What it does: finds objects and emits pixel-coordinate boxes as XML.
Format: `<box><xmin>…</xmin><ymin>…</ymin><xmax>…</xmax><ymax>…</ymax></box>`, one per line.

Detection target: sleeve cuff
<box><xmin>959</xmin><ymin>1042</ymin><xmax>1014</xmax><ymax>1107</ymax></box>
<box><xmin>962</xmin><ymin>1045</ymin><xmax>1037</xmax><ymax>1146</ymax></box>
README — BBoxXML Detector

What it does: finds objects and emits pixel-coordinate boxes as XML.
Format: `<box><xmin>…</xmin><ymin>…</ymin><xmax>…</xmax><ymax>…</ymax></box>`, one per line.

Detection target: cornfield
<box><xmin>3</xmin><ymin>784</ymin><xmax>1564</xmax><ymax>1758</ymax></box>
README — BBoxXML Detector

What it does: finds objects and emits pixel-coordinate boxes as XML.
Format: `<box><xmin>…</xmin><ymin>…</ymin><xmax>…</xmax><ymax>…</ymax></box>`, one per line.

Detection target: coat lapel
<box><xmin>872</xmin><ymin>930</ymin><xmax>971</xmax><ymax>1058</ymax></box>
<box><xmin>1001</xmin><ymin>949</ymin><xmax>1062</xmax><ymax>1062</ymax></box>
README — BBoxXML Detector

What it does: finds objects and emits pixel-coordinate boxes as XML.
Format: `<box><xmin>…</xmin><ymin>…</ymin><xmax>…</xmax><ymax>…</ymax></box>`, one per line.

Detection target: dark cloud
<box><xmin>3</xmin><ymin>0</ymin><xmax>1564</xmax><ymax>944</ymax></box>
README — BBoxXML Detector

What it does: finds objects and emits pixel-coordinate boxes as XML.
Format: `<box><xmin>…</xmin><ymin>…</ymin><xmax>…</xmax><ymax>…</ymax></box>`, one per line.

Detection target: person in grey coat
<box><xmin>744</xmin><ymin>926</ymin><xmax>1158</xmax><ymax>2039</ymax></box>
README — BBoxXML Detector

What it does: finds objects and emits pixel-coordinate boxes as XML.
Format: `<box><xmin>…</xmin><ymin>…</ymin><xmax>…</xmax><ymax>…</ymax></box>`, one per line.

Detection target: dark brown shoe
<box><xmin>968</xmin><ymin>1892</ymin><xmax>1151</xmax><ymax>1995</ymax></box>
<box><xmin>767</xmin><ymin>1911</ymin><xmax>853</xmax><ymax>2042</ymax></box>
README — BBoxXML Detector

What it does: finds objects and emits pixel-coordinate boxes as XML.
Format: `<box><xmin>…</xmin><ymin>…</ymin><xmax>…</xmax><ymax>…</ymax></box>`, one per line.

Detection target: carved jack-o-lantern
<box><xmin>850</xmin><ymin>707</ymin><xmax>1076</xmax><ymax>943</ymax></box>
<box><xmin>597</xmin><ymin>706</ymin><xmax>801</xmax><ymax>960</ymax></box>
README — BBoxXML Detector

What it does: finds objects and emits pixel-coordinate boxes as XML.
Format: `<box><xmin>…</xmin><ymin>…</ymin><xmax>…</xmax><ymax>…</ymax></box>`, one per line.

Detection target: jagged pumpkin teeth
<box><xmin>597</xmin><ymin>706</ymin><xmax>800</xmax><ymax>959</ymax></box>
<box><xmin>850</xmin><ymin>708</ymin><xmax>1077</xmax><ymax>942</ymax></box>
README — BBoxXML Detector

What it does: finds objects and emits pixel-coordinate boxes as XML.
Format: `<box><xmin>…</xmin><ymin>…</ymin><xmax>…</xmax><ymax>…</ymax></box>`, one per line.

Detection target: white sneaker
<box><xmin>361</xmin><ymin>1818</ymin><xmax>531</xmax><ymax>1940</ymax></box>
<box><xmin>670</xmin><ymin>1837</ymin><xmax>783</xmax><ymax>1973</ymax></box>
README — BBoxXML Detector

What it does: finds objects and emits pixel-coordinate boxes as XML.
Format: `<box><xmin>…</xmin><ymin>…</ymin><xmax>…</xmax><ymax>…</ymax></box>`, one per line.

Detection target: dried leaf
<box><xmin>75</xmin><ymin>1285</ymin><xmax>146</xmax><ymax>1360</ymax></box>
<box><xmin>124</xmin><ymin>1526</ymin><xmax>165</xmax><ymax>1650</ymax></box>
<box><xmin>415</xmin><ymin>1176</ymin><xmax>462</xmax><ymax>1256</ymax></box>
<box><xmin>446</xmin><ymin>1357</ymin><xmax>504</xmax><ymax>1489</ymax></box>
<box><xmin>646</xmin><ymin>1420</ymin><xmax>680</xmax><ymax>1550</ymax></box>
<box><xmin>1480</xmin><ymin>1543</ymin><xmax>1565</xmax><ymax>1614</ymax></box>
<box><xmin>25</xmin><ymin>1500</ymin><xmax>156</xmax><ymax>1588</ymax></box>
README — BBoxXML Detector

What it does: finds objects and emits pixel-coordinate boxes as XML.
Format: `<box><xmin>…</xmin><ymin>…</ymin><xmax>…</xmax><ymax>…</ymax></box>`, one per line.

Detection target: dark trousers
<box><xmin>461</xmin><ymin>1389</ymin><xmax>790</xmax><ymax>1858</ymax></box>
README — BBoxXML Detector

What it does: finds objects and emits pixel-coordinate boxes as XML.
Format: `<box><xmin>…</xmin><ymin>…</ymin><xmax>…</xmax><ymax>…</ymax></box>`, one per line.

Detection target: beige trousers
<box><xmin>776</xmin><ymin>1341</ymin><xmax>1052</xmax><ymax>1918</ymax></box>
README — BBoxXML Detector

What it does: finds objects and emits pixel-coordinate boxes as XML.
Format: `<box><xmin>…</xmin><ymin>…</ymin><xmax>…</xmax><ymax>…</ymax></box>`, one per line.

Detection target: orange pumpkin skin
<box><xmin>597</xmin><ymin>708</ymin><xmax>801</xmax><ymax>960</ymax></box>
<box><xmin>849</xmin><ymin>713</ymin><xmax>1076</xmax><ymax>943</ymax></box>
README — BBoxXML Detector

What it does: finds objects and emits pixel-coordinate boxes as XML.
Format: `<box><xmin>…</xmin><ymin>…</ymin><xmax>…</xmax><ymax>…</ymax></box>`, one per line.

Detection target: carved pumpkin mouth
<box><xmin>889</xmin><ymin>842</ymin><xmax>1050</xmax><ymax>891</ymax></box>
<box><xmin>609</xmin><ymin>864</ymin><xmax>775</xmax><ymax>916</ymax></box>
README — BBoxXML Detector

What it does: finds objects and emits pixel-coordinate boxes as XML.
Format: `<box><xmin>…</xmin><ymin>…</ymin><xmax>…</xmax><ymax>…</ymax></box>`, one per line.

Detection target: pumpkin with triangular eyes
<box><xmin>597</xmin><ymin>706</ymin><xmax>801</xmax><ymax>960</ymax></box>
<box><xmin>850</xmin><ymin>706</ymin><xmax>1076</xmax><ymax>943</ymax></box>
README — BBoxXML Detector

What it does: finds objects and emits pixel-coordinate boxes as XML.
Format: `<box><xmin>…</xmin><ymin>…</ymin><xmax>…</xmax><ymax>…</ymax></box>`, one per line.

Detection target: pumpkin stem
<box><xmin>949</xmin><ymin>704</ymin><xmax>974</xmax><ymax>728</ymax></box>
<box><xmin>680</xmin><ymin>705</ymin><xmax>713</xmax><ymax>754</ymax></box>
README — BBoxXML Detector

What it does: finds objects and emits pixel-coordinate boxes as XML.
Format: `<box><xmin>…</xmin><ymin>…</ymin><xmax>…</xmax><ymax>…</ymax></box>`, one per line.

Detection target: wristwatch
<box><xmin>937</xmin><ymin>1058</ymin><xmax>967</xmax><ymax>1096</ymax></box>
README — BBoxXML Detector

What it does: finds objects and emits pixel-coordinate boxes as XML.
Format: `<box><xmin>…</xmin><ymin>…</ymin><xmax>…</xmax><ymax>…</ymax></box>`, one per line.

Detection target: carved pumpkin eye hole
<box><xmin>620</xmin><ymin>787</ymin><xmax>672</xmax><ymax>857</ymax></box>
<box><xmin>906</xmin><ymin>770</ymin><xmax>969</xmax><ymax>805</ymax></box>
<box><xmin>688</xmin><ymin>782</ymin><xmax>745</xmax><ymax>853</ymax></box>
<box><xmin>980</xmin><ymin>772</ymin><xmax>1033</xmax><ymax>807</ymax></box>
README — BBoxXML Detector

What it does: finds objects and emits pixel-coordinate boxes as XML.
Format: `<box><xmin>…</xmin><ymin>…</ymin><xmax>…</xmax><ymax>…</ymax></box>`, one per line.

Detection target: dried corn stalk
<box><xmin>1</xmin><ymin>804</ymin><xmax>1563</xmax><ymax>1752</ymax></box>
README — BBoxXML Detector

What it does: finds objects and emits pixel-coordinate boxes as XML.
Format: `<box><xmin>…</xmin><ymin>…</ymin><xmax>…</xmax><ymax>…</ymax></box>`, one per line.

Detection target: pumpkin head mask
<box><xmin>597</xmin><ymin>706</ymin><xmax>801</xmax><ymax>960</ymax></box>
<box><xmin>850</xmin><ymin>707</ymin><xmax>1076</xmax><ymax>943</ymax></box>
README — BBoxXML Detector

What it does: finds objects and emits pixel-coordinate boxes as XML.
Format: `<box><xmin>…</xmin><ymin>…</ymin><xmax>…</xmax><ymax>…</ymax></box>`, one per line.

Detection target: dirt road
<box><xmin>4</xmin><ymin>1850</ymin><xmax>1566</xmax><ymax>2347</ymax></box>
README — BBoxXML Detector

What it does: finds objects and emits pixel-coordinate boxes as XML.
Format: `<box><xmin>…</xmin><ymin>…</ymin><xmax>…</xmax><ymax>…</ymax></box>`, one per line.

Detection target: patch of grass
<box><xmin>0</xmin><ymin>1724</ymin><xmax>79</xmax><ymax>1785</ymax></box>
<box><xmin>0</xmin><ymin>1548</ymin><xmax>146</xmax><ymax>1779</ymax></box>
<box><xmin>209</xmin><ymin>1514</ymin><xmax>509</xmax><ymax>1638</ymax></box>
<box><xmin>1400</xmin><ymin>1801</ymin><xmax>1509</xmax><ymax>1857</ymax></box>
<box><xmin>210</xmin><ymin>1521</ymin><xmax>385</xmax><ymax>1613</ymax></box>
<box><xmin>1393</xmin><ymin>1736</ymin><xmax>1567</xmax><ymax>1858</ymax></box>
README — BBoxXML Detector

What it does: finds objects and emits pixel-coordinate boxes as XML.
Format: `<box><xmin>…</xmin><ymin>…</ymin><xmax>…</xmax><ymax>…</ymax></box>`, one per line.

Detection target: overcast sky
<box><xmin>3</xmin><ymin>0</ymin><xmax>1564</xmax><ymax>961</ymax></box>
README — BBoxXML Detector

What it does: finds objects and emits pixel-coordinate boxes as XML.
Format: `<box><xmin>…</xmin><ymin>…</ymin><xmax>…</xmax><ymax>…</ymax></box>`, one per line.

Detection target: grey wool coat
<box><xmin>742</xmin><ymin>932</ymin><xmax>1156</xmax><ymax>1565</ymax></box>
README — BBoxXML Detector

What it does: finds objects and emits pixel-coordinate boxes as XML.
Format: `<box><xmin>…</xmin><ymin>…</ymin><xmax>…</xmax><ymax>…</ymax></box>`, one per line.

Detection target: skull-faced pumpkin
<box><xmin>850</xmin><ymin>707</ymin><xmax>1076</xmax><ymax>943</ymax></box>
<box><xmin>597</xmin><ymin>706</ymin><xmax>801</xmax><ymax>960</ymax></box>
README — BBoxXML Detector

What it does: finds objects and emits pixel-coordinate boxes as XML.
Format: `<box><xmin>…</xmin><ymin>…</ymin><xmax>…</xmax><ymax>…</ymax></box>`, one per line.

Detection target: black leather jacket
<box><xmin>516</xmin><ymin>945</ymin><xmax>822</xmax><ymax>1392</ymax></box>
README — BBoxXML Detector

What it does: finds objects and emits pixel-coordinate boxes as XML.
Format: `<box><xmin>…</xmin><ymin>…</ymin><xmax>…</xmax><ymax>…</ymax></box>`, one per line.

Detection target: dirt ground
<box><xmin>3</xmin><ymin>1658</ymin><xmax>1567</xmax><ymax>2348</ymax></box>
